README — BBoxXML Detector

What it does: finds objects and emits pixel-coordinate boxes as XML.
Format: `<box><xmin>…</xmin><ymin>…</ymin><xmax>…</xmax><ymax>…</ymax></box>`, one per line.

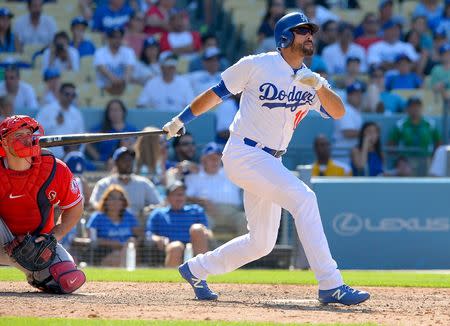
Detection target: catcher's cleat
<box><xmin>178</xmin><ymin>262</ymin><xmax>218</xmax><ymax>300</ymax></box>
<box><xmin>318</xmin><ymin>284</ymin><xmax>370</xmax><ymax>306</ymax></box>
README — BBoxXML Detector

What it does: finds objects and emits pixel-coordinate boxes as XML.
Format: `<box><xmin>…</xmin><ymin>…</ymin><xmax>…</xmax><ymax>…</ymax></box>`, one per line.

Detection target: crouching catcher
<box><xmin>0</xmin><ymin>115</ymin><xmax>85</xmax><ymax>294</ymax></box>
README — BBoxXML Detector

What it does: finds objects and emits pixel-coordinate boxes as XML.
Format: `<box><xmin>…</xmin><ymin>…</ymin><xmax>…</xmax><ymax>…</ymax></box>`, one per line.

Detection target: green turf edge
<box><xmin>0</xmin><ymin>317</ymin><xmax>379</xmax><ymax>326</ymax></box>
<box><xmin>0</xmin><ymin>267</ymin><xmax>449</xmax><ymax>288</ymax></box>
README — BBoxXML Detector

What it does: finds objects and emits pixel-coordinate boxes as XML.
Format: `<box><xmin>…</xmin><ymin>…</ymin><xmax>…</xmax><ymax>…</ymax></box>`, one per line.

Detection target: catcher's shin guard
<box><xmin>46</xmin><ymin>261</ymin><xmax>86</xmax><ymax>294</ymax></box>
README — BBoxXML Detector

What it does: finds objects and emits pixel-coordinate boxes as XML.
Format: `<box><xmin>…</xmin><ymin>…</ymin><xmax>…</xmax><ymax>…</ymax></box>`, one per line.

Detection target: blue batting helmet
<box><xmin>274</xmin><ymin>12</ymin><xmax>319</xmax><ymax>49</ymax></box>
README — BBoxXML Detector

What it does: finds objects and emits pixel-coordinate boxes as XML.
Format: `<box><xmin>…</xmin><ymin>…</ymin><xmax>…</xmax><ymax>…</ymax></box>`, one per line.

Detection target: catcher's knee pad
<box><xmin>47</xmin><ymin>261</ymin><xmax>86</xmax><ymax>294</ymax></box>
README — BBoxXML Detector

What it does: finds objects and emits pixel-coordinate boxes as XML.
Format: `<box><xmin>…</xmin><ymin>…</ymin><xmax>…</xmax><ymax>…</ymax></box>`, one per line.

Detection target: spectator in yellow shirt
<box><xmin>311</xmin><ymin>135</ymin><xmax>352</xmax><ymax>177</ymax></box>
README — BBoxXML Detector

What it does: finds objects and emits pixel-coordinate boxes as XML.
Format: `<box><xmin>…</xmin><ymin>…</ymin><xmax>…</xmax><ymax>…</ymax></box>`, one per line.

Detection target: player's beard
<box><xmin>292</xmin><ymin>41</ymin><xmax>314</xmax><ymax>56</ymax></box>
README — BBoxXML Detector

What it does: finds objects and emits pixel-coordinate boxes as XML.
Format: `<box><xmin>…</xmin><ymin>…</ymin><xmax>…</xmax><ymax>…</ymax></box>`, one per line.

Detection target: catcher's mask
<box><xmin>0</xmin><ymin>115</ymin><xmax>44</xmax><ymax>158</ymax></box>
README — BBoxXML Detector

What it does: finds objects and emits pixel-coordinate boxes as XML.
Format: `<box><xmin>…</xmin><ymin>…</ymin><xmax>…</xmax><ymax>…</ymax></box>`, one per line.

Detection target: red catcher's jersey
<box><xmin>0</xmin><ymin>155</ymin><xmax>83</xmax><ymax>235</ymax></box>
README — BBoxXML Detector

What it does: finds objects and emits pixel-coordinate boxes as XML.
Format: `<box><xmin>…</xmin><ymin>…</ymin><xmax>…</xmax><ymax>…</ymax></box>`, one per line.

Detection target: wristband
<box><xmin>177</xmin><ymin>105</ymin><xmax>196</xmax><ymax>124</ymax></box>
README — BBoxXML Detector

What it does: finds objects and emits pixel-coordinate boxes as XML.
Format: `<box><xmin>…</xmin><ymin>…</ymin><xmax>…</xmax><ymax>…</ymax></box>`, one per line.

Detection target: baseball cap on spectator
<box><xmin>439</xmin><ymin>44</ymin><xmax>450</xmax><ymax>55</ymax></box>
<box><xmin>406</xmin><ymin>96</ymin><xmax>422</xmax><ymax>107</ymax></box>
<box><xmin>159</xmin><ymin>51</ymin><xmax>178</xmax><ymax>66</ymax></box>
<box><xmin>166</xmin><ymin>179</ymin><xmax>186</xmax><ymax>195</ymax></box>
<box><xmin>395</xmin><ymin>53</ymin><xmax>412</xmax><ymax>62</ymax></box>
<box><xmin>112</xmin><ymin>147</ymin><xmax>135</xmax><ymax>161</ymax></box>
<box><xmin>64</xmin><ymin>154</ymin><xmax>86</xmax><ymax>175</ymax></box>
<box><xmin>202</xmin><ymin>47</ymin><xmax>221</xmax><ymax>60</ymax></box>
<box><xmin>71</xmin><ymin>16</ymin><xmax>88</xmax><ymax>27</ymax></box>
<box><xmin>106</xmin><ymin>26</ymin><xmax>125</xmax><ymax>38</ymax></box>
<box><xmin>0</xmin><ymin>8</ymin><xmax>14</xmax><ymax>18</ymax></box>
<box><xmin>43</xmin><ymin>68</ymin><xmax>61</xmax><ymax>81</ymax></box>
<box><xmin>381</xmin><ymin>20</ymin><xmax>400</xmax><ymax>31</ymax></box>
<box><xmin>346</xmin><ymin>81</ymin><xmax>365</xmax><ymax>94</ymax></box>
<box><xmin>143</xmin><ymin>36</ymin><xmax>159</xmax><ymax>48</ymax></box>
<box><xmin>201</xmin><ymin>142</ymin><xmax>222</xmax><ymax>157</ymax></box>
<box><xmin>346</xmin><ymin>56</ymin><xmax>361</xmax><ymax>64</ymax></box>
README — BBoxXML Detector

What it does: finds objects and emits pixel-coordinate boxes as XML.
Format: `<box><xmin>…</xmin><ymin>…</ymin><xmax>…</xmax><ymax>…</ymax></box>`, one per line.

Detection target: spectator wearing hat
<box><xmin>188</xmin><ymin>32</ymin><xmax>230</xmax><ymax>72</ymax></box>
<box><xmin>159</xmin><ymin>9</ymin><xmax>202</xmax><ymax>60</ymax></box>
<box><xmin>90</xmin><ymin>146</ymin><xmax>162</xmax><ymax>221</ymax></box>
<box><xmin>94</xmin><ymin>26</ymin><xmax>136</xmax><ymax>96</ymax></box>
<box><xmin>354</xmin><ymin>13</ymin><xmax>382</xmax><ymax>51</ymax></box>
<box><xmin>146</xmin><ymin>180</ymin><xmax>212</xmax><ymax>267</ymax></box>
<box><xmin>0</xmin><ymin>8</ymin><xmax>19</xmax><ymax>53</ymax></box>
<box><xmin>137</xmin><ymin>51</ymin><xmax>194</xmax><ymax>111</ymax></box>
<box><xmin>185</xmin><ymin>142</ymin><xmax>247</xmax><ymax>241</ymax></box>
<box><xmin>188</xmin><ymin>47</ymin><xmax>238</xmax><ymax>144</ymax></box>
<box><xmin>368</xmin><ymin>20</ymin><xmax>419</xmax><ymax>69</ymax></box>
<box><xmin>388</xmin><ymin>96</ymin><xmax>442</xmax><ymax>158</ymax></box>
<box><xmin>132</xmin><ymin>36</ymin><xmax>161</xmax><ymax>86</ymax></box>
<box><xmin>0</xmin><ymin>64</ymin><xmax>38</xmax><ymax>111</ymax></box>
<box><xmin>385</xmin><ymin>54</ymin><xmax>422</xmax><ymax>91</ymax></box>
<box><xmin>378</xmin><ymin>0</ymin><xmax>404</xmax><ymax>27</ymax></box>
<box><xmin>311</xmin><ymin>134</ymin><xmax>352</xmax><ymax>177</ymax></box>
<box><xmin>13</xmin><ymin>0</ymin><xmax>57</xmax><ymax>50</ymax></box>
<box><xmin>41</xmin><ymin>67</ymin><xmax>60</xmax><ymax>105</ymax></box>
<box><xmin>42</xmin><ymin>31</ymin><xmax>80</xmax><ymax>73</ymax></box>
<box><xmin>92</xmin><ymin>0</ymin><xmax>133</xmax><ymax>33</ymax></box>
<box><xmin>332</xmin><ymin>82</ymin><xmax>364</xmax><ymax>162</ymax></box>
<box><xmin>144</xmin><ymin>0</ymin><xmax>176</xmax><ymax>37</ymax></box>
<box><xmin>430</xmin><ymin>43</ymin><xmax>450</xmax><ymax>101</ymax></box>
<box><xmin>322</xmin><ymin>22</ymin><xmax>367</xmax><ymax>74</ymax></box>
<box><xmin>124</xmin><ymin>10</ymin><xmax>147</xmax><ymax>57</ymax></box>
<box><xmin>70</xmin><ymin>16</ymin><xmax>95</xmax><ymax>58</ymax></box>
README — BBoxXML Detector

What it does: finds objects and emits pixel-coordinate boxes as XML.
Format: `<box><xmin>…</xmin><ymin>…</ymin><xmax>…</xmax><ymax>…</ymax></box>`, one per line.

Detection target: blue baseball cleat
<box><xmin>318</xmin><ymin>284</ymin><xmax>370</xmax><ymax>306</ymax></box>
<box><xmin>178</xmin><ymin>262</ymin><xmax>218</xmax><ymax>300</ymax></box>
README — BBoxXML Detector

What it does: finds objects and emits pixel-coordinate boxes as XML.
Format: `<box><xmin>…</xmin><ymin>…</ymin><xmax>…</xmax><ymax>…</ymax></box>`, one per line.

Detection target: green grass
<box><xmin>0</xmin><ymin>317</ymin><xmax>378</xmax><ymax>326</ymax></box>
<box><xmin>0</xmin><ymin>267</ymin><xmax>449</xmax><ymax>288</ymax></box>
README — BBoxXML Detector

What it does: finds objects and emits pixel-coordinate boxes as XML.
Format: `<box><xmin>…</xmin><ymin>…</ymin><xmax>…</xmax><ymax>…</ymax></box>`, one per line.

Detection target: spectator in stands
<box><xmin>70</xmin><ymin>16</ymin><xmax>95</xmax><ymax>58</ymax></box>
<box><xmin>159</xmin><ymin>9</ymin><xmax>201</xmax><ymax>60</ymax></box>
<box><xmin>297</xmin><ymin>0</ymin><xmax>339</xmax><ymax>26</ymax></box>
<box><xmin>13</xmin><ymin>0</ymin><xmax>57</xmax><ymax>50</ymax></box>
<box><xmin>366</xmin><ymin>66</ymin><xmax>405</xmax><ymax>114</ymax></box>
<box><xmin>426</xmin><ymin>29</ymin><xmax>449</xmax><ymax>75</ymax></box>
<box><xmin>42</xmin><ymin>31</ymin><xmax>80</xmax><ymax>73</ymax></box>
<box><xmin>334</xmin><ymin>57</ymin><xmax>366</xmax><ymax>90</ymax></box>
<box><xmin>188</xmin><ymin>32</ymin><xmax>230</xmax><ymax>72</ymax></box>
<box><xmin>385</xmin><ymin>54</ymin><xmax>422</xmax><ymax>91</ymax></box>
<box><xmin>333</xmin><ymin>82</ymin><xmax>364</xmax><ymax>161</ymax></box>
<box><xmin>94</xmin><ymin>26</ymin><xmax>136</xmax><ymax>96</ymax></box>
<box><xmin>430</xmin><ymin>44</ymin><xmax>450</xmax><ymax>101</ymax></box>
<box><xmin>316</xmin><ymin>20</ymin><xmax>338</xmax><ymax>55</ymax></box>
<box><xmin>354</xmin><ymin>13</ymin><xmax>382</xmax><ymax>51</ymax></box>
<box><xmin>172</xmin><ymin>132</ymin><xmax>197</xmax><ymax>163</ymax></box>
<box><xmin>124</xmin><ymin>10</ymin><xmax>147</xmax><ymax>57</ymax></box>
<box><xmin>368</xmin><ymin>20</ymin><xmax>419</xmax><ymax>70</ymax></box>
<box><xmin>0</xmin><ymin>64</ymin><xmax>38</xmax><ymax>110</ymax></box>
<box><xmin>321</xmin><ymin>23</ymin><xmax>366</xmax><ymax>74</ymax></box>
<box><xmin>413</xmin><ymin>0</ymin><xmax>444</xmax><ymax>28</ymax></box>
<box><xmin>137</xmin><ymin>51</ymin><xmax>194</xmax><ymax>111</ymax></box>
<box><xmin>384</xmin><ymin>156</ymin><xmax>414</xmax><ymax>177</ymax></box>
<box><xmin>92</xmin><ymin>0</ymin><xmax>133</xmax><ymax>33</ymax></box>
<box><xmin>63</xmin><ymin>144</ymin><xmax>91</xmax><ymax>204</ymax></box>
<box><xmin>0</xmin><ymin>8</ymin><xmax>19</xmax><ymax>53</ymax></box>
<box><xmin>0</xmin><ymin>95</ymin><xmax>14</xmax><ymax>120</ymax></box>
<box><xmin>41</xmin><ymin>67</ymin><xmax>60</xmax><ymax>105</ymax></box>
<box><xmin>255</xmin><ymin>0</ymin><xmax>286</xmax><ymax>53</ymax></box>
<box><xmin>311</xmin><ymin>134</ymin><xmax>351</xmax><ymax>176</ymax></box>
<box><xmin>144</xmin><ymin>0</ymin><xmax>176</xmax><ymax>37</ymax></box>
<box><xmin>90</xmin><ymin>147</ymin><xmax>162</xmax><ymax>220</ymax></box>
<box><xmin>351</xmin><ymin>122</ymin><xmax>384</xmax><ymax>176</ymax></box>
<box><xmin>188</xmin><ymin>47</ymin><xmax>238</xmax><ymax>144</ymax></box>
<box><xmin>377</xmin><ymin>0</ymin><xmax>403</xmax><ymax>27</ymax></box>
<box><xmin>404</xmin><ymin>29</ymin><xmax>430</xmax><ymax>76</ymax></box>
<box><xmin>132</xmin><ymin>36</ymin><xmax>161</xmax><ymax>86</ymax></box>
<box><xmin>36</xmin><ymin>82</ymin><xmax>85</xmax><ymax>158</ymax></box>
<box><xmin>428</xmin><ymin>145</ymin><xmax>450</xmax><ymax>177</ymax></box>
<box><xmin>87</xmin><ymin>184</ymin><xmax>142</xmax><ymax>267</ymax></box>
<box><xmin>85</xmin><ymin>99</ymin><xmax>138</xmax><ymax>162</ymax></box>
<box><xmin>431</xmin><ymin>2</ymin><xmax>449</xmax><ymax>38</ymax></box>
<box><xmin>185</xmin><ymin>142</ymin><xmax>247</xmax><ymax>239</ymax></box>
<box><xmin>388</xmin><ymin>96</ymin><xmax>442</xmax><ymax>157</ymax></box>
<box><xmin>410</xmin><ymin>15</ymin><xmax>434</xmax><ymax>51</ymax></box>
<box><xmin>146</xmin><ymin>180</ymin><xmax>212</xmax><ymax>267</ymax></box>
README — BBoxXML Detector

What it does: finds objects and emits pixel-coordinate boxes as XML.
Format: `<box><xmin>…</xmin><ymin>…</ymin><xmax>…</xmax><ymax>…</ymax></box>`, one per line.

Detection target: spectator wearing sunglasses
<box><xmin>36</xmin><ymin>82</ymin><xmax>85</xmax><ymax>158</ymax></box>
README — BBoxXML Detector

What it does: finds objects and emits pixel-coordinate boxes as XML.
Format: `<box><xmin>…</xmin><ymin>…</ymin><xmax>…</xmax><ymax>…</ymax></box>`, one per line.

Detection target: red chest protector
<box><xmin>0</xmin><ymin>152</ymin><xmax>57</xmax><ymax>235</ymax></box>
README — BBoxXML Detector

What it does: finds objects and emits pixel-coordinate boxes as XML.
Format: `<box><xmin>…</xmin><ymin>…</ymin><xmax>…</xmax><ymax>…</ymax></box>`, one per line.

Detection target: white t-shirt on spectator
<box><xmin>93</xmin><ymin>45</ymin><xmax>136</xmax><ymax>88</ymax></box>
<box><xmin>0</xmin><ymin>81</ymin><xmax>38</xmax><ymax>110</ymax></box>
<box><xmin>185</xmin><ymin>168</ymin><xmax>242</xmax><ymax>206</ymax></box>
<box><xmin>367</xmin><ymin>40</ymin><xmax>419</xmax><ymax>66</ymax></box>
<box><xmin>333</xmin><ymin>102</ymin><xmax>363</xmax><ymax>154</ymax></box>
<box><xmin>35</xmin><ymin>103</ymin><xmax>85</xmax><ymax>158</ymax></box>
<box><xmin>429</xmin><ymin>145</ymin><xmax>450</xmax><ymax>177</ymax></box>
<box><xmin>13</xmin><ymin>14</ymin><xmax>57</xmax><ymax>47</ymax></box>
<box><xmin>42</xmin><ymin>46</ymin><xmax>80</xmax><ymax>73</ymax></box>
<box><xmin>321</xmin><ymin>42</ymin><xmax>367</xmax><ymax>74</ymax></box>
<box><xmin>137</xmin><ymin>75</ymin><xmax>194</xmax><ymax>112</ymax></box>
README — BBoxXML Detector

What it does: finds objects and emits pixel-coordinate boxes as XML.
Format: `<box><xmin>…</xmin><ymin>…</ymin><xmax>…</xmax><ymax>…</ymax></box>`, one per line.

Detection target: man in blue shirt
<box><xmin>146</xmin><ymin>180</ymin><xmax>212</xmax><ymax>267</ymax></box>
<box><xmin>385</xmin><ymin>53</ymin><xmax>422</xmax><ymax>91</ymax></box>
<box><xmin>70</xmin><ymin>16</ymin><xmax>96</xmax><ymax>57</ymax></box>
<box><xmin>92</xmin><ymin>0</ymin><xmax>133</xmax><ymax>33</ymax></box>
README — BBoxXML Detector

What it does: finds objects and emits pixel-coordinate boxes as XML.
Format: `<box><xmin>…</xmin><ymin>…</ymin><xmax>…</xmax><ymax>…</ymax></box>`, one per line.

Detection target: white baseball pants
<box><xmin>188</xmin><ymin>134</ymin><xmax>343</xmax><ymax>290</ymax></box>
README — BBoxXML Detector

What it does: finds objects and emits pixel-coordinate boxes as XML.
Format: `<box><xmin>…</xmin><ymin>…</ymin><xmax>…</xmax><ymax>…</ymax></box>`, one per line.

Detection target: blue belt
<box><xmin>243</xmin><ymin>138</ymin><xmax>286</xmax><ymax>158</ymax></box>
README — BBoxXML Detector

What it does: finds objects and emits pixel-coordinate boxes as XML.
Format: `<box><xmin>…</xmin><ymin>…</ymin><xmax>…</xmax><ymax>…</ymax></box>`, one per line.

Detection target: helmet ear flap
<box><xmin>280</xmin><ymin>30</ymin><xmax>294</xmax><ymax>48</ymax></box>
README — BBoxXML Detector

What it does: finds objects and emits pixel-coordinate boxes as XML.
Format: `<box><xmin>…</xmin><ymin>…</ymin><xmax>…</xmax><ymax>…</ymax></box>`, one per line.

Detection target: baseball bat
<box><xmin>38</xmin><ymin>129</ymin><xmax>166</xmax><ymax>148</ymax></box>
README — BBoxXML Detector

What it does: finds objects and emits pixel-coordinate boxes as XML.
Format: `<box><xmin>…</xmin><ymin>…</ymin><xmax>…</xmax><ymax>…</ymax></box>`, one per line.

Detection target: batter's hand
<box><xmin>163</xmin><ymin>117</ymin><xmax>186</xmax><ymax>139</ymax></box>
<box><xmin>296</xmin><ymin>68</ymin><xmax>327</xmax><ymax>91</ymax></box>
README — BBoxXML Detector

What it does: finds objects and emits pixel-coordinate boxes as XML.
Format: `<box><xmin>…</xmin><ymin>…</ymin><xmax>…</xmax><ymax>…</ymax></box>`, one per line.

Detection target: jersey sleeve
<box><xmin>220</xmin><ymin>55</ymin><xmax>255</xmax><ymax>95</ymax></box>
<box><xmin>52</xmin><ymin>160</ymin><xmax>83</xmax><ymax>210</ymax></box>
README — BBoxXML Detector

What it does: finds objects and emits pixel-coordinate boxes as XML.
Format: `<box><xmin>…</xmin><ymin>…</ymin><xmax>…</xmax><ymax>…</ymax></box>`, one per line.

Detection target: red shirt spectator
<box><xmin>144</xmin><ymin>0</ymin><xmax>176</xmax><ymax>36</ymax></box>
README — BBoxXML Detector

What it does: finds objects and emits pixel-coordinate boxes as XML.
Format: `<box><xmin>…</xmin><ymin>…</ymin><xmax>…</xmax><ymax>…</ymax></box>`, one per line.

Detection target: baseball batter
<box><xmin>163</xmin><ymin>12</ymin><xmax>370</xmax><ymax>305</ymax></box>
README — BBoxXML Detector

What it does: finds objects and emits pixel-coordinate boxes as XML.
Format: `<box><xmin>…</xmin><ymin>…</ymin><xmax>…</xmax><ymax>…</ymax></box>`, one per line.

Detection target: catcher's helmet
<box><xmin>0</xmin><ymin>115</ymin><xmax>43</xmax><ymax>158</ymax></box>
<box><xmin>274</xmin><ymin>12</ymin><xmax>319</xmax><ymax>49</ymax></box>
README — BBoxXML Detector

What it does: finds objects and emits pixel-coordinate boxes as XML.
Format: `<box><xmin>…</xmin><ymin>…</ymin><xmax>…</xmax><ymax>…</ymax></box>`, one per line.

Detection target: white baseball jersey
<box><xmin>222</xmin><ymin>51</ymin><xmax>328</xmax><ymax>150</ymax></box>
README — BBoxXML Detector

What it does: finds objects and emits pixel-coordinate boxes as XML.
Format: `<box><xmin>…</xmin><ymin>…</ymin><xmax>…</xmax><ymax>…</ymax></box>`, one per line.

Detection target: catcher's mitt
<box><xmin>4</xmin><ymin>234</ymin><xmax>57</xmax><ymax>271</ymax></box>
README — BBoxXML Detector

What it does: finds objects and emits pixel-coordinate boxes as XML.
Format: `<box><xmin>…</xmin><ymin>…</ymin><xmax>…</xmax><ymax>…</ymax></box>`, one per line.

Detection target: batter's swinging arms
<box><xmin>163</xmin><ymin>12</ymin><xmax>370</xmax><ymax>306</ymax></box>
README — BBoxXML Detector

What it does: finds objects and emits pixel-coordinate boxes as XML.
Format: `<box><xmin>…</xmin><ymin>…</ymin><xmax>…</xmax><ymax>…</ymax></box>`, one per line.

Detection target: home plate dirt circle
<box><xmin>0</xmin><ymin>281</ymin><xmax>449</xmax><ymax>325</ymax></box>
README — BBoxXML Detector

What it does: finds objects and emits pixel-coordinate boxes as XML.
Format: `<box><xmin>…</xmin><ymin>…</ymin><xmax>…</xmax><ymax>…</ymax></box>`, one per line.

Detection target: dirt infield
<box><xmin>0</xmin><ymin>282</ymin><xmax>449</xmax><ymax>325</ymax></box>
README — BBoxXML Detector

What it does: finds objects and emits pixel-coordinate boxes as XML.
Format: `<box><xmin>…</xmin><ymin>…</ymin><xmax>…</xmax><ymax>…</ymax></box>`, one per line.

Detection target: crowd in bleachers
<box><xmin>0</xmin><ymin>0</ymin><xmax>449</xmax><ymax>268</ymax></box>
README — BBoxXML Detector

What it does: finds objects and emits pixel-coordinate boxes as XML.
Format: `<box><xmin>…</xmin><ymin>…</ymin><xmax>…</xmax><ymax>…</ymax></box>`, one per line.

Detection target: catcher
<box><xmin>0</xmin><ymin>115</ymin><xmax>86</xmax><ymax>294</ymax></box>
